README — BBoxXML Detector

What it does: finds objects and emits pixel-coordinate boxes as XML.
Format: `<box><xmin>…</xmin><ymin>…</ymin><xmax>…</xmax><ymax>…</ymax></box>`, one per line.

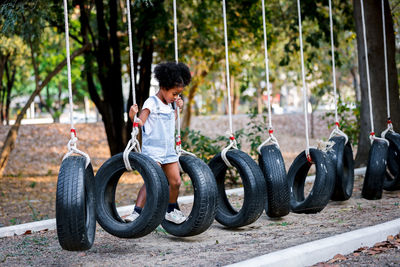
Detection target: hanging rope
<box><xmin>257</xmin><ymin>0</ymin><xmax>279</xmax><ymax>154</ymax></box>
<box><xmin>360</xmin><ymin>0</ymin><xmax>389</xmax><ymax>146</ymax></box>
<box><xmin>220</xmin><ymin>0</ymin><xmax>238</xmax><ymax>168</ymax></box>
<box><xmin>62</xmin><ymin>0</ymin><xmax>90</xmax><ymax>168</ymax></box>
<box><xmin>296</xmin><ymin>0</ymin><xmax>312</xmax><ymax>163</ymax></box>
<box><xmin>327</xmin><ymin>0</ymin><xmax>349</xmax><ymax>144</ymax></box>
<box><xmin>123</xmin><ymin>0</ymin><xmax>141</xmax><ymax>171</ymax></box>
<box><xmin>380</xmin><ymin>0</ymin><xmax>394</xmax><ymax>139</ymax></box>
<box><xmin>172</xmin><ymin>0</ymin><xmax>196</xmax><ymax>160</ymax></box>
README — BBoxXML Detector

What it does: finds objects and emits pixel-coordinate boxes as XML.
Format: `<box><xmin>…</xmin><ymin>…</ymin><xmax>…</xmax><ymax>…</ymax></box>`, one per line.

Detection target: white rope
<box><xmin>62</xmin><ymin>0</ymin><xmax>90</xmax><ymax>167</ymax></box>
<box><xmin>329</xmin><ymin>127</ymin><xmax>349</xmax><ymax>144</ymax></box>
<box><xmin>327</xmin><ymin>0</ymin><xmax>349</xmax><ymax>144</ymax></box>
<box><xmin>127</xmin><ymin>0</ymin><xmax>136</xmax><ymax>106</ymax></box>
<box><xmin>257</xmin><ymin>134</ymin><xmax>279</xmax><ymax>154</ymax></box>
<box><xmin>63</xmin><ymin>137</ymin><xmax>91</xmax><ymax>168</ymax></box>
<box><xmin>173</xmin><ymin>0</ymin><xmax>182</xmax><ymax>154</ymax></box>
<box><xmin>360</xmin><ymin>0</ymin><xmax>375</xmax><ymax>140</ymax></box>
<box><xmin>257</xmin><ymin>0</ymin><xmax>280</xmax><ymax>153</ymax></box>
<box><xmin>172</xmin><ymin>0</ymin><xmax>195</xmax><ymax>160</ymax></box>
<box><xmin>220</xmin><ymin>0</ymin><xmax>238</xmax><ymax>167</ymax></box>
<box><xmin>381</xmin><ymin>0</ymin><xmax>390</xmax><ymax>122</ymax></box>
<box><xmin>261</xmin><ymin>0</ymin><xmax>272</xmax><ymax>130</ymax></box>
<box><xmin>328</xmin><ymin>0</ymin><xmax>338</xmax><ymax>126</ymax></box>
<box><xmin>64</xmin><ymin>0</ymin><xmax>74</xmax><ymax>131</ymax></box>
<box><xmin>173</xmin><ymin>0</ymin><xmax>179</xmax><ymax>63</ymax></box>
<box><xmin>221</xmin><ymin>135</ymin><xmax>238</xmax><ymax>168</ymax></box>
<box><xmin>297</xmin><ymin>0</ymin><xmax>311</xmax><ymax>161</ymax></box>
<box><xmin>380</xmin><ymin>0</ymin><xmax>394</xmax><ymax>139</ymax></box>
<box><xmin>123</xmin><ymin>0</ymin><xmax>141</xmax><ymax>171</ymax></box>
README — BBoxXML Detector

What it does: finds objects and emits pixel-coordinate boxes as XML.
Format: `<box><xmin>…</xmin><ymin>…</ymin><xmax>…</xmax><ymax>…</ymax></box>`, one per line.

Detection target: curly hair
<box><xmin>154</xmin><ymin>62</ymin><xmax>191</xmax><ymax>90</ymax></box>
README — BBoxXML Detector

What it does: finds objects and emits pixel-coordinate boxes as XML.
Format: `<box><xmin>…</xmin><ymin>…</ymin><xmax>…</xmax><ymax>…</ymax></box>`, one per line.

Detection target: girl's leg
<box><xmin>161</xmin><ymin>162</ymin><xmax>181</xmax><ymax>204</ymax></box>
<box><xmin>135</xmin><ymin>162</ymin><xmax>161</xmax><ymax>208</ymax></box>
<box><xmin>135</xmin><ymin>185</ymin><xmax>146</xmax><ymax>208</ymax></box>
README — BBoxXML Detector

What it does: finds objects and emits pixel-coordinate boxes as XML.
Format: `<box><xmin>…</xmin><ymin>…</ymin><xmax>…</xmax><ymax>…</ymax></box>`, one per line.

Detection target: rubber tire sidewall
<box><xmin>161</xmin><ymin>155</ymin><xmax>218</xmax><ymax>237</ymax></box>
<box><xmin>209</xmin><ymin>149</ymin><xmax>266</xmax><ymax>228</ymax></box>
<box><xmin>258</xmin><ymin>145</ymin><xmax>290</xmax><ymax>218</ymax></box>
<box><xmin>95</xmin><ymin>152</ymin><xmax>169</xmax><ymax>238</ymax></box>
<box><xmin>383</xmin><ymin>132</ymin><xmax>400</xmax><ymax>191</ymax></box>
<box><xmin>362</xmin><ymin>139</ymin><xmax>389</xmax><ymax>200</ymax></box>
<box><xmin>56</xmin><ymin>156</ymin><xmax>96</xmax><ymax>251</ymax></box>
<box><xmin>288</xmin><ymin>148</ymin><xmax>335</xmax><ymax>214</ymax></box>
<box><xmin>329</xmin><ymin>136</ymin><xmax>355</xmax><ymax>201</ymax></box>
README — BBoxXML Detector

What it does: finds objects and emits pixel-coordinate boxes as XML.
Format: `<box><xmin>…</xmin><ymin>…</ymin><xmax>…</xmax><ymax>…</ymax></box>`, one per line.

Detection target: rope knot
<box><xmin>335</xmin><ymin>122</ymin><xmax>340</xmax><ymax>128</ymax></box>
<box><xmin>306</xmin><ymin>154</ymin><xmax>313</xmax><ymax>164</ymax></box>
<box><xmin>268</xmin><ymin>129</ymin><xmax>274</xmax><ymax>135</ymax></box>
<box><xmin>176</xmin><ymin>135</ymin><xmax>182</xmax><ymax>146</ymax></box>
<box><xmin>370</xmin><ymin>132</ymin><xmax>375</xmax><ymax>136</ymax></box>
<box><xmin>229</xmin><ymin>136</ymin><xmax>235</xmax><ymax>141</ymax></box>
<box><xmin>70</xmin><ymin>128</ymin><xmax>77</xmax><ymax>137</ymax></box>
<box><xmin>133</xmin><ymin>122</ymin><xmax>139</xmax><ymax>128</ymax></box>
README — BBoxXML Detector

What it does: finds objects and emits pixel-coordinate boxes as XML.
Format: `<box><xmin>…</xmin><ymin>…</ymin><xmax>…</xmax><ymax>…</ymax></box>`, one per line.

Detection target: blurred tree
<box><xmin>0</xmin><ymin>1</ymin><xmax>89</xmax><ymax>176</ymax></box>
<box><xmin>353</xmin><ymin>0</ymin><xmax>400</xmax><ymax>166</ymax></box>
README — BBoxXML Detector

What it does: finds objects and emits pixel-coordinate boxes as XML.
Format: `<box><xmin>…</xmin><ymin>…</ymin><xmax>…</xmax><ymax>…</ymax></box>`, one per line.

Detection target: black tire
<box><xmin>208</xmin><ymin>149</ymin><xmax>267</xmax><ymax>228</ymax></box>
<box><xmin>329</xmin><ymin>136</ymin><xmax>355</xmax><ymax>201</ymax></box>
<box><xmin>383</xmin><ymin>132</ymin><xmax>400</xmax><ymax>191</ymax></box>
<box><xmin>258</xmin><ymin>145</ymin><xmax>290</xmax><ymax>218</ymax></box>
<box><xmin>161</xmin><ymin>155</ymin><xmax>218</xmax><ymax>237</ymax></box>
<box><xmin>95</xmin><ymin>152</ymin><xmax>169</xmax><ymax>238</ymax></box>
<box><xmin>288</xmin><ymin>148</ymin><xmax>336</xmax><ymax>214</ymax></box>
<box><xmin>56</xmin><ymin>156</ymin><xmax>96</xmax><ymax>251</ymax></box>
<box><xmin>362</xmin><ymin>139</ymin><xmax>389</xmax><ymax>200</ymax></box>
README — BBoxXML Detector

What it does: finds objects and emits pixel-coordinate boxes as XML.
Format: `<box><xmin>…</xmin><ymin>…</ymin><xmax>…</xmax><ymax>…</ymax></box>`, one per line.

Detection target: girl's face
<box><xmin>158</xmin><ymin>86</ymin><xmax>184</xmax><ymax>104</ymax></box>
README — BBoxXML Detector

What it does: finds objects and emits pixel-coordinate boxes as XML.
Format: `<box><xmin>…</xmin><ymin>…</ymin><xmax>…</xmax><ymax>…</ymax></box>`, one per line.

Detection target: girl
<box><xmin>125</xmin><ymin>62</ymin><xmax>191</xmax><ymax>224</ymax></box>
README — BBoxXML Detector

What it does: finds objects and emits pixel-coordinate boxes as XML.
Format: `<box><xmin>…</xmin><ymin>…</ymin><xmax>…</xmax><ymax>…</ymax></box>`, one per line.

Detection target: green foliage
<box><xmin>180</xmin><ymin>128</ymin><xmax>244</xmax><ymax>164</ymax></box>
<box><xmin>246</xmin><ymin>109</ymin><xmax>269</xmax><ymax>157</ymax></box>
<box><xmin>323</xmin><ymin>97</ymin><xmax>360</xmax><ymax>147</ymax></box>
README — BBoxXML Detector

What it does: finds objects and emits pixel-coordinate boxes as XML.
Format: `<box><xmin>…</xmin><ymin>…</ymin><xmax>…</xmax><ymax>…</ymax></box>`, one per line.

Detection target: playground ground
<box><xmin>0</xmin><ymin>114</ymin><xmax>399</xmax><ymax>265</ymax></box>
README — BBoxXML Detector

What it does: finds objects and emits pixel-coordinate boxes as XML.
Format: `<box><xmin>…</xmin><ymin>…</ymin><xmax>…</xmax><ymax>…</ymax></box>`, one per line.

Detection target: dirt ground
<box><xmin>0</xmin><ymin>113</ymin><xmax>399</xmax><ymax>266</ymax></box>
<box><xmin>0</xmin><ymin>175</ymin><xmax>399</xmax><ymax>266</ymax></box>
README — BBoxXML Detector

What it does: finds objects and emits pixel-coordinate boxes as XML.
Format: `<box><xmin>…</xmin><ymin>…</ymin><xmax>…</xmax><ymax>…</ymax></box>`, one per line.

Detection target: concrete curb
<box><xmin>227</xmin><ymin>218</ymin><xmax>400</xmax><ymax>267</ymax></box>
<box><xmin>0</xmin><ymin>167</ymin><xmax>366</xmax><ymax>238</ymax></box>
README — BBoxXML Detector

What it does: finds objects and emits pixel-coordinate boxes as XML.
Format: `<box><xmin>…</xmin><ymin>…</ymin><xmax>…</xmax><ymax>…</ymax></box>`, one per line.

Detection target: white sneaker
<box><xmin>124</xmin><ymin>210</ymin><xmax>140</xmax><ymax>222</ymax></box>
<box><xmin>165</xmin><ymin>209</ymin><xmax>186</xmax><ymax>224</ymax></box>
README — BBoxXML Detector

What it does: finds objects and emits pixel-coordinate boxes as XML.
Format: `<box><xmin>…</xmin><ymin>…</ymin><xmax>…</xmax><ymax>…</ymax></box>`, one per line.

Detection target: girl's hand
<box><xmin>176</xmin><ymin>97</ymin><xmax>183</xmax><ymax>109</ymax></box>
<box><xmin>129</xmin><ymin>104</ymin><xmax>138</xmax><ymax>121</ymax></box>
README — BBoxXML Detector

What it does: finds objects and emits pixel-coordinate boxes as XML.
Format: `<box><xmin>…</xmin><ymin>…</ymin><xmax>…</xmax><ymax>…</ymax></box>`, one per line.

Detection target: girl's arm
<box><xmin>175</xmin><ymin>97</ymin><xmax>183</xmax><ymax>120</ymax></box>
<box><xmin>129</xmin><ymin>104</ymin><xmax>150</xmax><ymax>127</ymax></box>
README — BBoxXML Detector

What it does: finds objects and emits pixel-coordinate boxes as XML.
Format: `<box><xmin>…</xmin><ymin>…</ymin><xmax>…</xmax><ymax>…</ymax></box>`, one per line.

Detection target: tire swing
<box><xmin>287</xmin><ymin>0</ymin><xmax>336</xmax><ymax>214</ymax></box>
<box><xmin>208</xmin><ymin>0</ymin><xmax>267</xmax><ymax>228</ymax></box>
<box><xmin>359</xmin><ymin>0</ymin><xmax>389</xmax><ymax>200</ymax></box>
<box><xmin>326</xmin><ymin>0</ymin><xmax>355</xmax><ymax>201</ymax></box>
<box><xmin>256</xmin><ymin>0</ymin><xmax>290</xmax><ymax>218</ymax></box>
<box><xmin>380</xmin><ymin>0</ymin><xmax>400</xmax><ymax>191</ymax></box>
<box><xmin>160</xmin><ymin>0</ymin><xmax>218</xmax><ymax>237</ymax></box>
<box><xmin>56</xmin><ymin>0</ymin><xmax>96</xmax><ymax>251</ymax></box>
<box><xmin>94</xmin><ymin>0</ymin><xmax>169</xmax><ymax>238</ymax></box>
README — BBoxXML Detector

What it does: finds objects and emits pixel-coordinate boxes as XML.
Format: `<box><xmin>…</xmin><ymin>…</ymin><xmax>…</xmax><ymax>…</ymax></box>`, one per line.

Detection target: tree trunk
<box><xmin>353</xmin><ymin>0</ymin><xmax>400</xmax><ymax>166</ymax></box>
<box><xmin>0</xmin><ymin>45</ymin><xmax>89</xmax><ymax>176</ymax></box>
<box><xmin>350</xmin><ymin>67</ymin><xmax>361</xmax><ymax>102</ymax></box>
<box><xmin>4</xmin><ymin>64</ymin><xmax>14</xmax><ymax>125</ymax></box>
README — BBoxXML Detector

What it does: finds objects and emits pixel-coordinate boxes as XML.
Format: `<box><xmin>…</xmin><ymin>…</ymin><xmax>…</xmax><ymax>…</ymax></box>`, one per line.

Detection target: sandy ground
<box><xmin>0</xmin><ymin>176</ymin><xmax>399</xmax><ymax>266</ymax></box>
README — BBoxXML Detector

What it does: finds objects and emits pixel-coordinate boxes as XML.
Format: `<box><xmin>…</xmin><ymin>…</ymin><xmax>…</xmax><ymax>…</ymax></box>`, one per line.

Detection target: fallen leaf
<box><xmin>23</xmin><ymin>230</ymin><xmax>32</xmax><ymax>235</ymax></box>
<box><xmin>333</xmin><ymin>254</ymin><xmax>346</xmax><ymax>261</ymax></box>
